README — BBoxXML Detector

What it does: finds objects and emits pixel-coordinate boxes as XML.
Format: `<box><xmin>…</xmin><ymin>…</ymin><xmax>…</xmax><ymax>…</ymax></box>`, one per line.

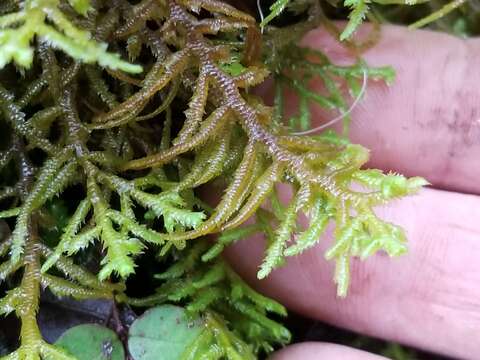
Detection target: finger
<box><xmin>294</xmin><ymin>25</ymin><xmax>480</xmax><ymax>194</ymax></box>
<box><xmin>272</xmin><ymin>342</ymin><xmax>387</xmax><ymax>360</ymax></box>
<box><xmin>225</xmin><ymin>188</ymin><xmax>480</xmax><ymax>359</ymax></box>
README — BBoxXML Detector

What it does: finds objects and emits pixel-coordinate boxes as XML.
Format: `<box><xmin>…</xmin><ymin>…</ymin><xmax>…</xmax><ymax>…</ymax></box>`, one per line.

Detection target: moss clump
<box><xmin>1</xmin><ymin>0</ymin><xmax>465</xmax><ymax>358</ymax></box>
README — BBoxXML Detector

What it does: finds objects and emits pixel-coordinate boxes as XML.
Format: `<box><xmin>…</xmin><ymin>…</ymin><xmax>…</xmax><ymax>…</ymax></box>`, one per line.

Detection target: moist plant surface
<box><xmin>0</xmin><ymin>0</ymin><xmax>472</xmax><ymax>359</ymax></box>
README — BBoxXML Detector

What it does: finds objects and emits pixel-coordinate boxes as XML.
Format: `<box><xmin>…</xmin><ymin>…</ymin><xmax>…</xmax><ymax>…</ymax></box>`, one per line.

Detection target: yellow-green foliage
<box><xmin>0</xmin><ymin>0</ymin><xmax>141</xmax><ymax>72</ymax></box>
<box><xmin>0</xmin><ymin>0</ymin><xmax>464</xmax><ymax>358</ymax></box>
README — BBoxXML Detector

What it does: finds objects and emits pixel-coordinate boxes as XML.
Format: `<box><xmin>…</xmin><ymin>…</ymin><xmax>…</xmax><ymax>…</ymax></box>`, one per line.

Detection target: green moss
<box><xmin>0</xmin><ymin>0</ymin><xmax>465</xmax><ymax>358</ymax></box>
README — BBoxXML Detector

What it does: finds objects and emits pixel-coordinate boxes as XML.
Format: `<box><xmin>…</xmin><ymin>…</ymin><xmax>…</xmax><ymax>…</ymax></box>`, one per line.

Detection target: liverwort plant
<box><xmin>0</xmin><ymin>0</ymin><xmax>466</xmax><ymax>358</ymax></box>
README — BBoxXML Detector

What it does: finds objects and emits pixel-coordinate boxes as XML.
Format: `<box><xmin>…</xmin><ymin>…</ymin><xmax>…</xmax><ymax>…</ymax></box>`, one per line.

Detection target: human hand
<box><xmin>226</xmin><ymin>25</ymin><xmax>480</xmax><ymax>359</ymax></box>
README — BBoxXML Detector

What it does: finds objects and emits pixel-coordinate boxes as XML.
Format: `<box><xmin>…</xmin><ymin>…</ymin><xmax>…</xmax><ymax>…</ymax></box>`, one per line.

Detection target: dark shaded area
<box><xmin>0</xmin><ymin>291</ymin><xmax>137</xmax><ymax>355</ymax></box>
<box><xmin>38</xmin><ymin>291</ymin><xmax>112</xmax><ymax>343</ymax></box>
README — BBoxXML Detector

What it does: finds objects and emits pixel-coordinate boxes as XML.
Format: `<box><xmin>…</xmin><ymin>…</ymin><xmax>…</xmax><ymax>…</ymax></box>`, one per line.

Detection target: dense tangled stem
<box><xmin>111</xmin><ymin>1</ymin><xmax>425</xmax><ymax>295</ymax></box>
<box><xmin>0</xmin><ymin>0</ymin><xmax>445</xmax><ymax>358</ymax></box>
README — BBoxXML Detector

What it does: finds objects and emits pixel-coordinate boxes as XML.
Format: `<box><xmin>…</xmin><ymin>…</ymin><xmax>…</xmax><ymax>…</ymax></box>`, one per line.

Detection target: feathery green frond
<box><xmin>0</xmin><ymin>0</ymin><xmax>141</xmax><ymax>72</ymax></box>
<box><xmin>341</xmin><ymin>0</ymin><xmax>370</xmax><ymax>40</ymax></box>
<box><xmin>0</xmin><ymin>0</ymin><xmax>448</xmax><ymax>357</ymax></box>
<box><xmin>260</xmin><ymin>0</ymin><xmax>290</xmax><ymax>29</ymax></box>
<box><xmin>127</xmin><ymin>238</ymin><xmax>290</xmax><ymax>355</ymax></box>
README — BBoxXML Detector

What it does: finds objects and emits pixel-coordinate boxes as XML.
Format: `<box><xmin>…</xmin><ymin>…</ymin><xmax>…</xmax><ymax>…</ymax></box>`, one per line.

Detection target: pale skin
<box><xmin>226</xmin><ymin>25</ymin><xmax>480</xmax><ymax>359</ymax></box>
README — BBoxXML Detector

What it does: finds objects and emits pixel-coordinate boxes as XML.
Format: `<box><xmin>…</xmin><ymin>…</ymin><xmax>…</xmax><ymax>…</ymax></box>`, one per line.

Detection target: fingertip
<box><xmin>300</xmin><ymin>24</ymin><xmax>480</xmax><ymax>194</ymax></box>
<box><xmin>225</xmin><ymin>188</ymin><xmax>480</xmax><ymax>359</ymax></box>
<box><xmin>271</xmin><ymin>342</ymin><xmax>388</xmax><ymax>360</ymax></box>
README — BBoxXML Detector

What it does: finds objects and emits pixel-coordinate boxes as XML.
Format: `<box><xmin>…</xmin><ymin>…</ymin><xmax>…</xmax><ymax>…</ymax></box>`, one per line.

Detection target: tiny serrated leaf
<box><xmin>340</xmin><ymin>0</ymin><xmax>369</xmax><ymax>41</ymax></box>
<box><xmin>67</xmin><ymin>0</ymin><xmax>91</xmax><ymax>16</ymax></box>
<box><xmin>260</xmin><ymin>0</ymin><xmax>289</xmax><ymax>28</ymax></box>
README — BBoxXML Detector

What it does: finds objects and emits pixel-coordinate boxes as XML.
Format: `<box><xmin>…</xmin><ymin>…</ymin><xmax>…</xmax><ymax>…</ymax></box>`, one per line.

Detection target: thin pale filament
<box><xmin>257</xmin><ymin>0</ymin><xmax>264</xmax><ymax>33</ymax></box>
<box><xmin>291</xmin><ymin>67</ymin><xmax>368</xmax><ymax>136</ymax></box>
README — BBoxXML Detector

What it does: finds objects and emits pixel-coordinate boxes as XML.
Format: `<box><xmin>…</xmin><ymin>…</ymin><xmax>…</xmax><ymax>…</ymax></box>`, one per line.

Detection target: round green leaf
<box><xmin>55</xmin><ymin>324</ymin><xmax>124</xmax><ymax>360</ymax></box>
<box><xmin>128</xmin><ymin>305</ymin><xmax>204</xmax><ymax>360</ymax></box>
